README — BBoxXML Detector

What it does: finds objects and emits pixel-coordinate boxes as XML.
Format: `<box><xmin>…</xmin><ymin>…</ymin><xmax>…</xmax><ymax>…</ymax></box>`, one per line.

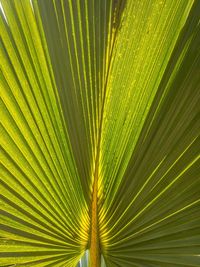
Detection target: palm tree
<box><xmin>0</xmin><ymin>0</ymin><xmax>200</xmax><ymax>266</ymax></box>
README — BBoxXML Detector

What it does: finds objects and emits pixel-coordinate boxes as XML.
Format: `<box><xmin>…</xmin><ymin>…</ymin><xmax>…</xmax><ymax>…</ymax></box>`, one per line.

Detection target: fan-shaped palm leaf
<box><xmin>0</xmin><ymin>0</ymin><xmax>200</xmax><ymax>266</ymax></box>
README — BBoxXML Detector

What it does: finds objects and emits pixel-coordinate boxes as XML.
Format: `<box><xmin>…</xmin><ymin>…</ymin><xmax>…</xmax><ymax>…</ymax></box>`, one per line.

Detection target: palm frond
<box><xmin>0</xmin><ymin>0</ymin><xmax>200</xmax><ymax>266</ymax></box>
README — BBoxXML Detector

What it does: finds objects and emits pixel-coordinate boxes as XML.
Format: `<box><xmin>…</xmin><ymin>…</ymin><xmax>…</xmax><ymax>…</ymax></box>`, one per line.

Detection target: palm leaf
<box><xmin>0</xmin><ymin>0</ymin><xmax>200</xmax><ymax>266</ymax></box>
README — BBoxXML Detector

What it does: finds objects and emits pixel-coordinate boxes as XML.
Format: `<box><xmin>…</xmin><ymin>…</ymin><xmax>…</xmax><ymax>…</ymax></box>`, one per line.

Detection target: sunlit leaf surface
<box><xmin>0</xmin><ymin>0</ymin><xmax>200</xmax><ymax>266</ymax></box>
